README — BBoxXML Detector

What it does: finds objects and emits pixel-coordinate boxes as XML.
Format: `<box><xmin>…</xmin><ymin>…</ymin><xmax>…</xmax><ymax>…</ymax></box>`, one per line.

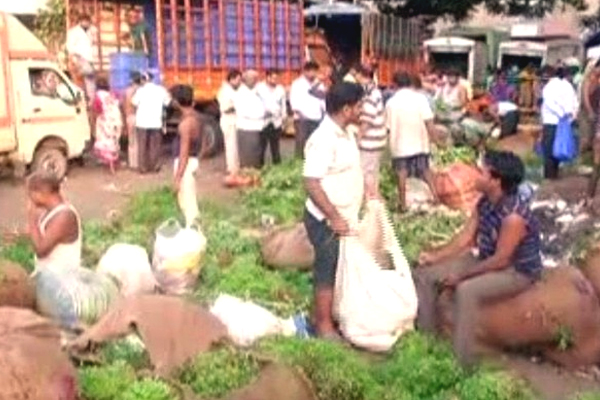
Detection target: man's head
<box><xmin>447</xmin><ymin>69</ymin><xmax>460</xmax><ymax>85</ymax></box>
<box><xmin>131</xmin><ymin>71</ymin><xmax>142</xmax><ymax>85</ymax></box>
<box><xmin>79</xmin><ymin>14</ymin><xmax>91</xmax><ymax>30</ymax></box>
<box><xmin>393</xmin><ymin>71</ymin><xmax>412</xmax><ymax>90</ymax></box>
<box><xmin>303</xmin><ymin>61</ymin><xmax>320</xmax><ymax>82</ymax></box>
<box><xmin>411</xmin><ymin>74</ymin><xmax>423</xmax><ymax>90</ymax></box>
<box><xmin>96</xmin><ymin>76</ymin><xmax>110</xmax><ymax>92</ymax></box>
<box><xmin>243</xmin><ymin>70</ymin><xmax>259</xmax><ymax>89</ymax></box>
<box><xmin>265</xmin><ymin>69</ymin><xmax>280</xmax><ymax>86</ymax></box>
<box><xmin>476</xmin><ymin>150</ymin><xmax>524</xmax><ymax>197</ymax></box>
<box><xmin>325</xmin><ymin>82</ymin><xmax>364</xmax><ymax>127</ymax></box>
<box><xmin>555</xmin><ymin>66</ymin><xmax>566</xmax><ymax>80</ymax></box>
<box><xmin>127</xmin><ymin>9</ymin><xmax>142</xmax><ymax>24</ymax></box>
<box><xmin>227</xmin><ymin>69</ymin><xmax>242</xmax><ymax>89</ymax></box>
<box><xmin>356</xmin><ymin>65</ymin><xmax>374</xmax><ymax>86</ymax></box>
<box><xmin>26</xmin><ymin>171</ymin><xmax>62</xmax><ymax>208</ymax></box>
<box><xmin>170</xmin><ymin>84</ymin><xmax>194</xmax><ymax>109</ymax></box>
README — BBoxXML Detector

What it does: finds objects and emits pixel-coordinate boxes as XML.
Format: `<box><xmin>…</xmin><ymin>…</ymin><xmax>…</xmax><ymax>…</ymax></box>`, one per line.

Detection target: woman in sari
<box><xmin>92</xmin><ymin>77</ymin><xmax>123</xmax><ymax>174</ymax></box>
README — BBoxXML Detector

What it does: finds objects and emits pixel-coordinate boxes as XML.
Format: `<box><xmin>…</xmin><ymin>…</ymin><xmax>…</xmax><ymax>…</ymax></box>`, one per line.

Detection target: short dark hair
<box><xmin>227</xmin><ymin>69</ymin><xmax>242</xmax><ymax>82</ymax></box>
<box><xmin>265</xmin><ymin>69</ymin><xmax>280</xmax><ymax>77</ymax></box>
<box><xmin>447</xmin><ymin>68</ymin><xmax>460</xmax><ymax>77</ymax></box>
<box><xmin>96</xmin><ymin>77</ymin><xmax>110</xmax><ymax>91</ymax></box>
<box><xmin>357</xmin><ymin>65</ymin><xmax>374</xmax><ymax>79</ymax></box>
<box><xmin>325</xmin><ymin>82</ymin><xmax>364</xmax><ymax>115</ymax></box>
<box><xmin>170</xmin><ymin>84</ymin><xmax>194</xmax><ymax>107</ymax></box>
<box><xmin>393</xmin><ymin>71</ymin><xmax>412</xmax><ymax>89</ymax></box>
<box><xmin>27</xmin><ymin>171</ymin><xmax>62</xmax><ymax>194</ymax></box>
<box><xmin>484</xmin><ymin>150</ymin><xmax>524</xmax><ymax>195</ymax></box>
<box><xmin>411</xmin><ymin>74</ymin><xmax>422</xmax><ymax>89</ymax></box>
<box><xmin>304</xmin><ymin>61</ymin><xmax>320</xmax><ymax>72</ymax></box>
<box><xmin>79</xmin><ymin>13</ymin><xmax>91</xmax><ymax>22</ymax></box>
<box><xmin>555</xmin><ymin>66</ymin><xmax>566</xmax><ymax>79</ymax></box>
<box><xmin>131</xmin><ymin>71</ymin><xmax>142</xmax><ymax>84</ymax></box>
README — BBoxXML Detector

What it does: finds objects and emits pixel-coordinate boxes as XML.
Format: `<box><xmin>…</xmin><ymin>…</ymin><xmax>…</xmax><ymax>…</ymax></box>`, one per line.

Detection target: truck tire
<box><xmin>31</xmin><ymin>147</ymin><xmax>68</xmax><ymax>179</ymax></box>
<box><xmin>200</xmin><ymin>115</ymin><xmax>224</xmax><ymax>159</ymax></box>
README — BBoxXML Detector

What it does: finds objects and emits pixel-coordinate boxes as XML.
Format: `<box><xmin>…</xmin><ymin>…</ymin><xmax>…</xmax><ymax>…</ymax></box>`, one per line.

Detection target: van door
<box><xmin>0</xmin><ymin>15</ymin><xmax>16</xmax><ymax>152</ymax></box>
<box><xmin>15</xmin><ymin>65</ymin><xmax>85</xmax><ymax>161</ymax></box>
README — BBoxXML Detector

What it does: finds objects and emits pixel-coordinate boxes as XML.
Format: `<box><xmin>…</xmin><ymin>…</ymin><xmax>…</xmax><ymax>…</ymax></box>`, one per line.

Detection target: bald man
<box><xmin>233</xmin><ymin>70</ymin><xmax>267</xmax><ymax>169</ymax></box>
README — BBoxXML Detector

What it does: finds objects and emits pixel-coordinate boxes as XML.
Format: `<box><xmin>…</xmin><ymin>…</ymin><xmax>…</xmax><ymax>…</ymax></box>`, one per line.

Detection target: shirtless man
<box><xmin>124</xmin><ymin>72</ymin><xmax>142</xmax><ymax>170</ymax></box>
<box><xmin>170</xmin><ymin>84</ymin><xmax>205</xmax><ymax>227</ymax></box>
<box><xmin>26</xmin><ymin>172</ymin><xmax>81</xmax><ymax>273</ymax></box>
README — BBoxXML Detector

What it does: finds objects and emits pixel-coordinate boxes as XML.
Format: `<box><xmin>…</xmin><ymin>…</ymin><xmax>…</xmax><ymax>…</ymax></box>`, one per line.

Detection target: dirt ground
<box><xmin>1</xmin><ymin>142</ymin><xmax>600</xmax><ymax>399</ymax></box>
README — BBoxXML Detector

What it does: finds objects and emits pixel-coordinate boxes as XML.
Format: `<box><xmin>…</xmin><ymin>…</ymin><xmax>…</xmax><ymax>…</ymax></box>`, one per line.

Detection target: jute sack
<box><xmin>0</xmin><ymin>308</ymin><xmax>78</xmax><ymax>400</ymax></box>
<box><xmin>438</xmin><ymin>266</ymin><xmax>600</xmax><ymax>368</ymax></box>
<box><xmin>260</xmin><ymin>224</ymin><xmax>314</xmax><ymax>271</ymax></box>
<box><xmin>433</xmin><ymin>163</ymin><xmax>481</xmax><ymax>211</ymax></box>
<box><xmin>0</xmin><ymin>260</ymin><xmax>35</xmax><ymax>309</ymax></box>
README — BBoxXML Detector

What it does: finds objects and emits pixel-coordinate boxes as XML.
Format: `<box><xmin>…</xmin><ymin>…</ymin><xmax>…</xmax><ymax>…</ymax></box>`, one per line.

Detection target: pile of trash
<box><xmin>532</xmin><ymin>198</ymin><xmax>598</xmax><ymax>267</ymax></box>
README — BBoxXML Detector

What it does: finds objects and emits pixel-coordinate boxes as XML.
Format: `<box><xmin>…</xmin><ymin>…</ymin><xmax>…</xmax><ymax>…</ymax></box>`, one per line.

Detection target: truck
<box><xmin>423</xmin><ymin>26</ymin><xmax>510</xmax><ymax>85</ymax></box>
<box><xmin>497</xmin><ymin>22</ymin><xmax>583</xmax><ymax>69</ymax></box>
<box><xmin>0</xmin><ymin>12</ymin><xmax>90</xmax><ymax>179</ymax></box>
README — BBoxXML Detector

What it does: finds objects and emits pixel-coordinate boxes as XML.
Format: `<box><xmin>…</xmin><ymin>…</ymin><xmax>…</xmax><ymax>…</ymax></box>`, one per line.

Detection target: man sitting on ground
<box><xmin>414</xmin><ymin>150</ymin><xmax>542</xmax><ymax>367</ymax></box>
<box><xmin>26</xmin><ymin>172</ymin><xmax>81</xmax><ymax>273</ymax></box>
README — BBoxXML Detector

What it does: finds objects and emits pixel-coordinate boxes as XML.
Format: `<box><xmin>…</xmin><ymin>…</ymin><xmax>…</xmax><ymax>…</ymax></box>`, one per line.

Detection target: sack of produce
<box><xmin>97</xmin><ymin>244</ymin><xmax>157</xmax><ymax>296</ymax></box>
<box><xmin>0</xmin><ymin>308</ymin><xmax>78</xmax><ymax>400</ymax></box>
<box><xmin>0</xmin><ymin>260</ymin><xmax>36</xmax><ymax>309</ymax></box>
<box><xmin>261</xmin><ymin>224</ymin><xmax>314</xmax><ymax>271</ymax></box>
<box><xmin>438</xmin><ymin>267</ymin><xmax>600</xmax><ymax>368</ymax></box>
<box><xmin>495</xmin><ymin>132</ymin><xmax>537</xmax><ymax>159</ymax></box>
<box><xmin>433</xmin><ymin>162</ymin><xmax>481</xmax><ymax>211</ymax></box>
<box><xmin>334</xmin><ymin>200</ymin><xmax>418</xmax><ymax>352</ymax></box>
<box><xmin>152</xmin><ymin>219</ymin><xmax>207</xmax><ymax>295</ymax></box>
<box><xmin>34</xmin><ymin>266</ymin><xmax>119</xmax><ymax>330</ymax></box>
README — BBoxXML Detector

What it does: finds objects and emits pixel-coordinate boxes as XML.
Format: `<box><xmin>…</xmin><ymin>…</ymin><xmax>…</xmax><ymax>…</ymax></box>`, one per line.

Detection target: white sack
<box><xmin>210</xmin><ymin>294</ymin><xmax>296</xmax><ymax>347</ymax></box>
<box><xmin>334</xmin><ymin>200</ymin><xmax>418</xmax><ymax>352</ymax></box>
<box><xmin>97</xmin><ymin>244</ymin><xmax>157</xmax><ymax>296</ymax></box>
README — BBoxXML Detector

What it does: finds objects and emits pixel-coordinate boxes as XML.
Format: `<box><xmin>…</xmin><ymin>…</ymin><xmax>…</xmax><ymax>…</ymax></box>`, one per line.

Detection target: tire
<box><xmin>31</xmin><ymin>147</ymin><xmax>68</xmax><ymax>179</ymax></box>
<box><xmin>200</xmin><ymin>115</ymin><xmax>224</xmax><ymax>159</ymax></box>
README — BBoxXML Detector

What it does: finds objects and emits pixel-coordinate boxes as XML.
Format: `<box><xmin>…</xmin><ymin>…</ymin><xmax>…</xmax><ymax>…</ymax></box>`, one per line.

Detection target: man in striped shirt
<box><xmin>356</xmin><ymin>65</ymin><xmax>386</xmax><ymax>198</ymax></box>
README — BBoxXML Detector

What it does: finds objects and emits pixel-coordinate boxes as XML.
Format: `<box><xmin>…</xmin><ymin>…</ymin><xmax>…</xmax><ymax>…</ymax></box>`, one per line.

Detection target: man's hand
<box><xmin>442</xmin><ymin>273</ymin><xmax>461</xmax><ymax>289</ymax></box>
<box><xmin>418</xmin><ymin>251</ymin><xmax>439</xmax><ymax>267</ymax></box>
<box><xmin>330</xmin><ymin>215</ymin><xmax>351</xmax><ymax>237</ymax></box>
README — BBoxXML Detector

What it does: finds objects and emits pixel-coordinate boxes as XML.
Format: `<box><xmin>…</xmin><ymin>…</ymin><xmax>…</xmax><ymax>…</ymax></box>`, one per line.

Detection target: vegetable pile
<box><xmin>2</xmin><ymin>159</ymin><xmax>595</xmax><ymax>400</ymax></box>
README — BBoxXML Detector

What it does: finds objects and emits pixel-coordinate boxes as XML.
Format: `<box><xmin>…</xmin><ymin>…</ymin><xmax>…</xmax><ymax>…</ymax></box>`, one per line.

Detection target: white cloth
<box><xmin>234</xmin><ymin>85</ymin><xmax>266</xmax><ymax>132</ymax></box>
<box><xmin>66</xmin><ymin>25</ymin><xmax>96</xmax><ymax>62</ymax></box>
<box><xmin>303</xmin><ymin>116</ymin><xmax>364</xmax><ymax>224</ymax></box>
<box><xmin>132</xmin><ymin>82</ymin><xmax>171</xmax><ymax>129</ymax></box>
<box><xmin>386</xmin><ymin>88</ymin><xmax>434</xmax><ymax>158</ymax></box>
<box><xmin>290</xmin><ymin>76</ymin><xmax>324</xmax><ymax>121</ymax></box>
<box><xmin>174</xmin><ymin>157</ymin><xmax>199</xmax><ymax>227</ymax></box>
<box><xmin>34</xmin><ymin>204</ymin><xmax>82</xmax><ymax>274</ymax></box>
<box><xmin>218</xmin><ymin>82</ymin><xmax>239</xmax><ymax>173</ymax></box>
<box><xmin>541</xmin><ymin>77</ymin><xmax>579</xmax><ymax>125</ymax></box>
<box><xmin>217</xmin><ymin>82</ymin><xmax>237</xmax><ymax>127</ymax></box>
<box><xmin>497</xmin><ymin>101</ymin><xmax>518</xmax><ymax>116</ymax></box>
<box><xmin>257</xmin><ymin>81</ymin><xmax>287</xmax><ymax>128</ymax></box>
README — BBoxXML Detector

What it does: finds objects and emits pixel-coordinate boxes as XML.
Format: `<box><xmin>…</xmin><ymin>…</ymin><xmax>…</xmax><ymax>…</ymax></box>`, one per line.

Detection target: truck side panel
<box><xmin>157</xmin><ymin>0</ymin><xmax>304</xmax><ymax>100</ymax></box>
<box><xmin>0</xmin><ymin>13</ymin><xmax>16</xmax><ymax>153</ymax></box>
<box><xmin>361</xmin><ymin>14</ymin><xmax>424</xmax><ymax>86</ymax></box>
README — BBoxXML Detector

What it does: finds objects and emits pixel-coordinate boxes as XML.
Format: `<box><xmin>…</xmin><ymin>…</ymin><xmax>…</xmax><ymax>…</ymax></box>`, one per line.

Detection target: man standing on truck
<box><xmin>132</xmin><ymin>72</ymin><xmax>172</xmax><ymax>174</ymax></box>
<box><xmin>125</xmin><ymin>9</ymin><xmax>151</xmax><ymax>57</ymax></box>
<box><xmin>290</xmin><ymin>62</ymin><xmax>325</xmax><ymax>158</ymax></box>
<box><xmin>257</xmin><ymin>69</ymin><xmax>286</xmax><ymax>166</ymax></box>
<box><xmin>66</xmin><ymin>14</ymin><xmax>97</xmax><ymax>104</ymax></box>
<box><xmin>218</xmin><ymin>70</ymin><xmax>242</xmax><ymax>178</ymax></box>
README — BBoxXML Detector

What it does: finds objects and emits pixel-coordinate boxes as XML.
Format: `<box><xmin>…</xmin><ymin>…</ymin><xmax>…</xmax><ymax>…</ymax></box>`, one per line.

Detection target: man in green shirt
<box><xmin>126</xmin><ymin>9</ymin><xmax>151</xmax><ymax>57</ymax></box>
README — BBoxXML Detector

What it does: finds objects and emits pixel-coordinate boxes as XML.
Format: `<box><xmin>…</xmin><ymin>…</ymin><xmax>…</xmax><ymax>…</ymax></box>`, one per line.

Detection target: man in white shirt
<box><xmin>234</xmin><ymin>70</ymin><xmax>266</xmax><ymax>169</ymax></box>
<box><xmin>131</xmin><ymin>72</ymin><xmax>171</xmax><ymax>173</ymax></box>
<box><xmin>303</xmin><ymin>82</ymin><xmax>365</xmax><ymax>340</ymax></box>
<box><xmin>541</xmin><ymin>66</ymin><xmax>578</xmax><ymax>179</ymax></box>
<box><xmin>66</xmin><ymin>14</ymin><xmax>97</xmax><ymax>103</ymax></box>
<box><xmin>290</xmin><ymin>62</ymin><xmax>324</xmax><ymax>158</ymax></box>
<box><xmin>386</xmin><ymin>72</ymin><xmax>439</xmax><ymax>212</ymax></box>
<box><xmin>217</xmin><ymin>70</ymin><xmax>242</xmax><ymax>177</ymax></box>
<box><xmin>257</xmin><ymin>69</ymin><xmax>286</xmax><ymax>166</ymax></box>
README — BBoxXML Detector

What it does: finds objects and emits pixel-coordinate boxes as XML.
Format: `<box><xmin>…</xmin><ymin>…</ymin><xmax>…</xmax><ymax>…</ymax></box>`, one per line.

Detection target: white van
<box><xmin>0</xmin><ymin>12</ymin><xmax>90</xmax><ymax>179</ymax></box>
<box><xmin>498</xmin><ymin>39</ymin><xmax>583</xmax><ymax>69</ymax></box>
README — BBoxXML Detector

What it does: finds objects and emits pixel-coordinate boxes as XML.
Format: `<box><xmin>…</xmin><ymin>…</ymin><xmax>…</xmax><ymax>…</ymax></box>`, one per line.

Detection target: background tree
<box><xmin>33</xmin><ymin>0</ymin><xmax>67</xmax><ymax>67</ymax></box>
<box><xmin>373</xmin><ymin>0</ymin><xmax>587</xmax><ymax>20</ymax></box>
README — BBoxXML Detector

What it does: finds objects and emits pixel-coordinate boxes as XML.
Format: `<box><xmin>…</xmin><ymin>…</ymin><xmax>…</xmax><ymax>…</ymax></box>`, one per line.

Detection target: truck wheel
<box><xmin>200</xmin><ymin>116</ymin><xmax>224</xmax><ymax>159</ymax></box>
<box><xmin>31</xmin><ymin>147</ymin><xmax>68</xmax><ymax>179</ymax></box>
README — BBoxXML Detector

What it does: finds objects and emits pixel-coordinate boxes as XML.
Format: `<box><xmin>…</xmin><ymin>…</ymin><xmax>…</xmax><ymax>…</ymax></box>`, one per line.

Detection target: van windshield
<box><xmin>29</xmin><ymin>69</ymin><xmax>76</xmax><ymax>106</ymax></box>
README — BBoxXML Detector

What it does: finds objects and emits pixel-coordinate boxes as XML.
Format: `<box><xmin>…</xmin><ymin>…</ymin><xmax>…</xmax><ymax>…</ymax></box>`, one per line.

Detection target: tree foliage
<box><xmin>33</xmin><ymin>0</ymin><xmax>66</xmax><ymax>51</ymax></box>
<box><xmin>373</xmin><ymin>0</ymin><xmax>587</xmax><ymax>20</ymax></box>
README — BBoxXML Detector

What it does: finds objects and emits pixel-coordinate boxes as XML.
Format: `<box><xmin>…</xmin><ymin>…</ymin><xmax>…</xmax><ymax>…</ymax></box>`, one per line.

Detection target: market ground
<box><xmin>1</xmin><ymin>139</ymin><xmax>600</xmax><ymax>399</ymax></box>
